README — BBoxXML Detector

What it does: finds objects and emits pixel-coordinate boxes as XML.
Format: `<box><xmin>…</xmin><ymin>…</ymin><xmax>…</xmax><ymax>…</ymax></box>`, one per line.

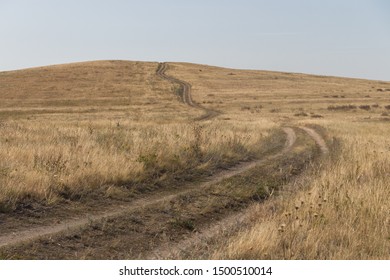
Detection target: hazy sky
<box><xmin>1</xmin><ymin>0</ymin><xmax>389</xmax><ymax>80</ymax></box>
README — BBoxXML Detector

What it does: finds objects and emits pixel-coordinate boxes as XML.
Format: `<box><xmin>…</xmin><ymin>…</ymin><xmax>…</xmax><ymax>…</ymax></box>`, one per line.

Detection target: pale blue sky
<box><xmin>1</xmin><ymin>0</ymin><xmax>389</xmax><ymax>80</ymax></box>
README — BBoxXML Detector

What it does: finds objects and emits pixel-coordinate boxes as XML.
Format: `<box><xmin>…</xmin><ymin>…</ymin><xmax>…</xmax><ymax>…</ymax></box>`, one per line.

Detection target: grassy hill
<box><xmin>1</xmin><ymin>60</ymin><xmax>389</xmax><ymax>259</ymax></box>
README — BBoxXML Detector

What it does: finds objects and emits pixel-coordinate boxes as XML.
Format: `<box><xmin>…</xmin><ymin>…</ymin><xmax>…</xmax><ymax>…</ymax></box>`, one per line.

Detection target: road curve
<box><xmin>147</xmin><ymin>128</ymin><xmax>329</xmax><ymax>260</ymax></box>
<box><xmin>300</xmin><ymin>127</ymin><xmax>329</xmax><ymax>154</ymax></box>
<box><xmin>156</xmin><ymin>62</ymin><xmax>219</xmax><ymax>121</ymax></box>
<box><xmin>0</xmin><ymin>128</ymin><xmax>297</xmax><ymax>249</ymax></box>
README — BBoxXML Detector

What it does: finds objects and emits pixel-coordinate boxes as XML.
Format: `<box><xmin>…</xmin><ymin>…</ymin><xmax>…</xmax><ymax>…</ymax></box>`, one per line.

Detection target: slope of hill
<box><xmin>0</xmin><ymin>60</ymin><xmax>389</xmax><ymax>259</ymax></box>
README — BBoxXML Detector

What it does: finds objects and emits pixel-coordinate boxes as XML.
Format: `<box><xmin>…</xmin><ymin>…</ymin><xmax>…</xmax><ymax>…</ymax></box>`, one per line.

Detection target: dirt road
<box><xmin>0</xmin><ymin>127</ymin><xmax>297</xmax><ymax>249</ymax></box>
<box><xmin>300</xmin><ymin>126</ymin><xmax>329</xmax><ymax>154</ymax></box>
<box><xmin>147</xmin><ymin>127</ymin><xmax>329</xmax><ymax>259</ymax></box>
<box><xmin>156</xmin><ymin>63</ymin><xmax>219</xmax><ymax>121</ymax></box>
<box><xmin>0</xmin><ymin>65</ymin><xmax>329</xmax><ymax>258</ymax></box>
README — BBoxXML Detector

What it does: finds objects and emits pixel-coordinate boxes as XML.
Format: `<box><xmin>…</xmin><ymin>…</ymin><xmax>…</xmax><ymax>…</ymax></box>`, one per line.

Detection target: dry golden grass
<box><xmin>167</xmin><ymin>62</ymin><xmax>390</xmax><ymax>122</ymax></box>
<box><xmin>1</xmin><ymin>60</ymin><xmax>390</xmax><ymax>259</ymax></box>
<box><xmin>162</xmin><ymin>63</ymin><xmax>390</xmax><ymax>260</ymax></box>
<box><xmin>160</xmin><ymin>63</ymin><xmax>390</xmax><ymax>259</ymax></box>
<box><xmin>0</xmin><ymin>61</ymin><xmax>276</xmax><ymax>211</ymax></box>
<box><xmin>211</xmin><ymin>121</ymin><xmax>390</xmax><ymax>259</ymax></box>
<box><xmin>0</xmin><ymin>60</ymin><xmax>197</xmax><ymax>121</ymax></box>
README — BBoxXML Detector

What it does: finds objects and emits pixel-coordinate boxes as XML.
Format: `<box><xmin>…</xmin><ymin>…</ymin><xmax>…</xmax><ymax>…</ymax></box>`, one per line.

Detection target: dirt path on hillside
<box><xmin>0</xmin><ymin>128</ymin><xmax>296</xmax><ymax>249</ymax></box>
<box><xmin>156</xmin><ymin>63</ymin><xmax>219</xmax><ymax>121</ymax></box>
<box><xmin>300</xmin><ymin>127</ymin><xmax>329</xmax><ymax>154</ymax></box>
<box><xmin>0</xmin><ymin>65</ymin><xmax>328</xmax><ymax>257</ymax></box>
<box><xmin>147</xmin><ymin>126</ymin><xmax>329</xmax><ymax>259</ymax></box>
<box><xmin>149</xmin><ymin>67</ymin><xmax>329</xmax><ymax>259</ymax></box>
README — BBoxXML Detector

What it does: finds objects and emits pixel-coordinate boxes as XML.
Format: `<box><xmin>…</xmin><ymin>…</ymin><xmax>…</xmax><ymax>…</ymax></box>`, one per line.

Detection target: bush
<box><xmin>359</xmin><ymin>105</ymin><xmax>371</xmax><ymax>111</ymax></box>
<box><xmin>294</xmin><ymin>112</ymin><xmax>308</xmax><ymax>117</ymax></box>
<box><xmin>327</xmin><ymin>105</ymin><xmax>356</xmax><ymax>111</ymax></box>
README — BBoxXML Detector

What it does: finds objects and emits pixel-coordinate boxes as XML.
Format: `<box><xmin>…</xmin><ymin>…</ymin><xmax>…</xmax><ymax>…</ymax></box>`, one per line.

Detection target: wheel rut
<box><xmin>0</xmin><ymin>128</ymin><xmax>297</xmax><ymax>249</ymax></box>
<box><xmin>147</xmin><ymin>126</ymin><xmax>330</xmax><ymax>260</ymax></box>
<box><xmin>299</xmin><ymin>126</ymin><xmax>329</xmax><ymax>154</ymax></box>
<box><xmin>156</xmin><ymin>63</ymin><xmax>219</xmax><ymax>121</ymax></box>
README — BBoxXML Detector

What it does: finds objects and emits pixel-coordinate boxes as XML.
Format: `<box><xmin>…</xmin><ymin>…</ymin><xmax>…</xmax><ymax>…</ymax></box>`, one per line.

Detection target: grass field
<box><xmin>164</xmin><ymin>63</ymin><xmax>390</xmax><ymax>260</ymax></box>
<box><xmin>210</xmin><ymin>121</ymin><xmax>390</xmax><ymax>259</ymax></box>
<box><xmin>0</xmin><ymin>61</ymin><xmax>277</xmax><ymax>212</ymax></box>
<box><xmin>0</xmin><ymin>60</ymin><xmax>389</xmax><ymax>259</ymax></box>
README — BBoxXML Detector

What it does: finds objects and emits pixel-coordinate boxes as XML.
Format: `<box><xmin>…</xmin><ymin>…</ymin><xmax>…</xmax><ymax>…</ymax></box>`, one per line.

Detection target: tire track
<box><xmin>156</xmin><ymin>63</ymin><xmax>219</xmax><ymax>121</ymax></box>
<box><xmin>151</xmin><ymin>65</ymin><xmax>330</xmax><ymax>259</ymax></box>
<box><xmin>0</xmin><ymin>128</ymin><xmax>297</xmax><ymax>249</ymax></box>
<box><xmin>299</xmin><ymin>126</ymin><xmax>329</xmax><ymax>154</ymax></box>
<box><xmin>147</xmin><ymin>127</ymin><xmax>329</xmax><ymax>260</ymax></box>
